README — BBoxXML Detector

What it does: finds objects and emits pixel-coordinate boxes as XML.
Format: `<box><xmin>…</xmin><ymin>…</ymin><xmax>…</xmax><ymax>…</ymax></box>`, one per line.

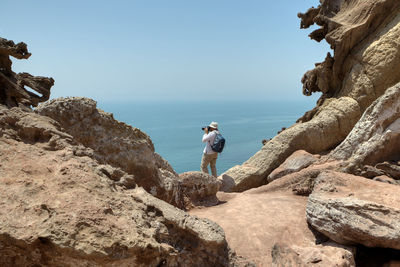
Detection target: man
<box><xmin>201</xmin><ymin>121</ymin><xmax>219</xmax><ymax>177</ymax></box>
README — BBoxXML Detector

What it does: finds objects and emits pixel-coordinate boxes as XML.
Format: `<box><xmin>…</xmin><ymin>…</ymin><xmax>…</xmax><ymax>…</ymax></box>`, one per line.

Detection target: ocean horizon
<box><xmin>98</xmin><ymin>99</ymin><xmax>318</xmax><ymax>174</ymax></box>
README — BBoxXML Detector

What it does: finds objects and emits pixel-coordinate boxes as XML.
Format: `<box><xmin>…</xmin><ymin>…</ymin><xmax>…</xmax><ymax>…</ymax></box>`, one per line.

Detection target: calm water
<box><xmin>98</xmin><ymin>100</ymin><xmax>316</xmax><ymax>174</ymax></box>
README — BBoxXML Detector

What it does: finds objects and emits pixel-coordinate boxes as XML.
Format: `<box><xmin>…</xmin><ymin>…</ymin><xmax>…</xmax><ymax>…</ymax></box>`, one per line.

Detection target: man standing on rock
<box><xmin>201</xmin><ymin>121</ymin><xmax>219</xmax><ymax>177</ymax></box>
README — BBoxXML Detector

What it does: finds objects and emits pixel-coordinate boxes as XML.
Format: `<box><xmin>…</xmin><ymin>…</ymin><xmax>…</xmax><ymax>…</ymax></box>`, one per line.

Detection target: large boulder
<box><xmin>0</xmin><ymin>105</ymin><xmax>250</xmax><ymax>266</ymax></box>
<box><xmin>307</xmin><ymin>171</ymin><xmax>400</xmax><ymax>249</ymax></box>
<box><xmin>36</xmin><ymin>97</ymin><xmax>184</xmax><ymax>208</ymax></box>
<box><xmin>220</xmin><ymin>0</ymin><xmax>400</xmax><ymax>192</ymax></box>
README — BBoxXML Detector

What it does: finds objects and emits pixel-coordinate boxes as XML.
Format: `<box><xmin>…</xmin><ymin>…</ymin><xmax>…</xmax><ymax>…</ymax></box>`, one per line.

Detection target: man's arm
<box><xmin>202</xmin><ymin>131</ymin><xmax>215</xmax><ymax>143</ymax></box>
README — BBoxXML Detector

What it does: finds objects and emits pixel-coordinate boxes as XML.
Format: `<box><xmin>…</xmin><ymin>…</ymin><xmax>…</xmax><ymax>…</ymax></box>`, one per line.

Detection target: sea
<box><xmin>98</xmin><ymin>100</ymin><xmax>317</xmax><ymax>174</ymax></box>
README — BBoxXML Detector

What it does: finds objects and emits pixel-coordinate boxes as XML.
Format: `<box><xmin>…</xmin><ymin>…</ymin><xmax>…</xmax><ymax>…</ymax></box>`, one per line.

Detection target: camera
<box><xmin>202</xmin><ymin>126</ymin><xmax>210</xmax><ymax>131</ymax></box>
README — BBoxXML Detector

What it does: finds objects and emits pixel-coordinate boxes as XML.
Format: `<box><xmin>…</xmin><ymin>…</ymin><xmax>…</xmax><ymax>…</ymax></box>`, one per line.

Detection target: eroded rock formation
<box><xmin>221</xmin><ymin>0</ymin><xmax>400</xmax><ymax>192</ymax></box>
<box><xmin>298</xmin><ymin>0</ymin><xmax>400</xmax><ymax>101</ymax></box>
<box><xmin>0</xmin><ymin>38</ymin><xmax>54</xmax><ymax>108</ymax></box>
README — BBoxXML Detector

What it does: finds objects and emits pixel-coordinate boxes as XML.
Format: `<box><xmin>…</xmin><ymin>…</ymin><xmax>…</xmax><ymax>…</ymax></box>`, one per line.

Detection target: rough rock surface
<box><xmin>329</xmin><ymin>83</ymin><xmax>400</xmax><ymax>170</ymax></box>
<box><xmin>36</xmin><ymin>97</ymin><xmax>185</xmax><ymax>208</ymax></box>
<box><xmin>267</xmin><ymin>150</ymin><xmax>318</xmax><ymax>183</ymax></box>
<box><xmin>0</xmin><ymin>37</ymin><xmax>54</xmax><ymax>108</ymax></box>
<box><xmin>358</xmin><ymin>165</ymin><xmax>385</xmax><ymax>179</ymax></box>
<box><xmin>0</xmin><ymin>105</ymin><xmax>250</xmax><ymax>266</ymax></box>
<box><xmin>272</xmin><ymin>242</ymin><xmax>355</xmax><ymax>267</ymax></box>
<box><xmin>221</xmin><ymin>0</ymin><xmax>400</xmax><ymax>192</ymax></box>
<box><xmin>179</xmin><ymin>171</ymin><xmax>221</xmax><ymax>209</ymax></box>
<box><xmin>307</xmin><ymin>171</ymin><xmax>400</xmax><ymax>249</ymax></box>
<box><xmin>191</xmin><ymin>169</ymin><xmax>355</xmax><ymax>267</ymax></box>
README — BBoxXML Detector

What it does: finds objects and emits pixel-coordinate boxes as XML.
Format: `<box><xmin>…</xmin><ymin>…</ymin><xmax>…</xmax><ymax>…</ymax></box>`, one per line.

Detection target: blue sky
<box><xmin>2</xmin><ymin>0</ymin><xmax>329</xmax><ymax>102</ymax></box>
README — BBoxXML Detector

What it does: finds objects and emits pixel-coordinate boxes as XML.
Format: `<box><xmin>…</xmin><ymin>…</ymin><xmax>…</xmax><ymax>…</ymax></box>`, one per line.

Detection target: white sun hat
<box><xmin>209</xmin><ymin>121</ymin><xmax>218</xmax><ymax>129</ymax></box>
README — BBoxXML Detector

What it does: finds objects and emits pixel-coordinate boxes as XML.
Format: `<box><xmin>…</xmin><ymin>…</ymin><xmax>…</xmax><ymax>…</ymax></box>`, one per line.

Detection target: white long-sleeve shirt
<box><xmin>202</xmin><ymin>130</ymin><xmax>219</xmax><ymax>154</ymax></box>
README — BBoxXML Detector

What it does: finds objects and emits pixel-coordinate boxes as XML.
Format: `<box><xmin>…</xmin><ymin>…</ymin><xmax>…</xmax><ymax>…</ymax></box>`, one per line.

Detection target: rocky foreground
<box><xmin>2</xmin><ymin>0</ymin><xmax>400</xmax><ymax>266</ymax></box>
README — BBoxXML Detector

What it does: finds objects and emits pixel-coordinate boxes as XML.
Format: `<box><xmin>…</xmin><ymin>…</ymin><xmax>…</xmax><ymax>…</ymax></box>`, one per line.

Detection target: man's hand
<box><xmin>204</xmin><ymin>127</ymin><xmax>209</xmax><ymax>134</ymax></box>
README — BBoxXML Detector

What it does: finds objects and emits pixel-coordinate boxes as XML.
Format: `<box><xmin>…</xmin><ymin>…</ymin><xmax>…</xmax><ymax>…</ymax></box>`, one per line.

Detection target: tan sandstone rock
<box><xmin>307</xmin><ymin>171</ymin><xmax>400</xmax><ymax>249</ymax></box>
<box><xmin>179</xmin><ymin>171</ymin><xmax>222</xmax><ymax>210</ymax></box>
<box><xmin>267</xmin><ymin>150</ymin><xmax>318</xmax><ymax>183</ymax></box>
<box><xmin>221</xmin><ymin>0</ymin><xmax>400</xmax><ymax>192</ymax></box>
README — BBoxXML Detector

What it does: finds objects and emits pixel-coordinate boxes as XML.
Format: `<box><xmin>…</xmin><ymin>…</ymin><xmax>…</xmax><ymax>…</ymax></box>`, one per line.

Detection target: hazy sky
<box><xmin>2</xmin><ymin>0</ymin><xmax>329</xmax><ymax>102</ymax></box>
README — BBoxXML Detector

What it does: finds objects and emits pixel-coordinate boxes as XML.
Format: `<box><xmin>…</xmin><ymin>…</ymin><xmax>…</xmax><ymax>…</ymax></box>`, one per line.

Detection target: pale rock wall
<box><xmin>329</xmin><ymin>82</ymin><xmax>400</xmax><ymax>169</ymax></box>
